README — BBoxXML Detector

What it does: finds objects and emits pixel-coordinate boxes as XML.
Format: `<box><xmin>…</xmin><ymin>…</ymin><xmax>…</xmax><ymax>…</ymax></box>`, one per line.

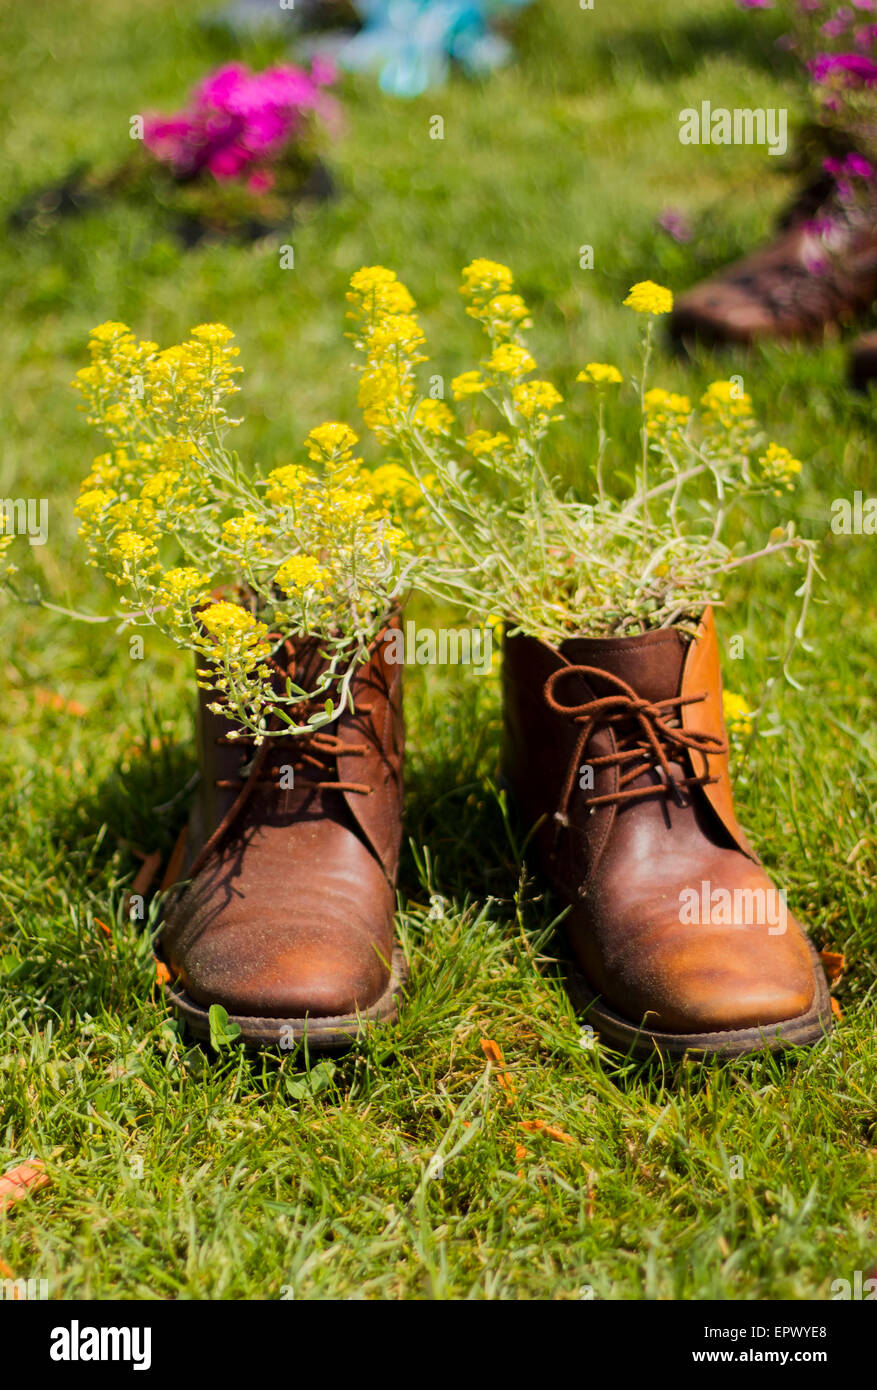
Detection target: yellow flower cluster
<box><xmin>701</xmin><ymin>380</ymin><xmax>754</xmax><ymax>432</ymax></box>
<box><xmin>624</xmin><ymin>281</ymin><xmax>674</xmax><ymax>315</ymax></box>
<box><xmin>368</xmin><ymin>463</ymin><xmax>422</xmax><ymax>509</ymax></box>
<box><xmin>466</xmin><ymin>430</ymin><xmax>511</xmax><ymax>458</ymax></box>
<box><xmin>195</xmin><ymin>600</ymin><xmax>272</xmax><ymax>681</ymax></box>
<box><xmin>72</xmin><ymin>320</ymin><xmax>242</xmax><ymax>447</ymax></box>
<box><xmin>459</xmin><ymin>258</ymin><xmax>514</xmax><ymax>305</ymax></box>
<box><xmin>486</xmin><ymin>343</ymin><xmax>536</xmax><ymax>378</ymax></box>
<box><xmin>512</xmin><ymin>380</ymin><xmax>564</xmax><ymax>425</ymax></box>
<box><xmin>578</xmin><ymin>363</ymin><xmax>623</xmax><ymax>387</ymax></box>
<box><xmin>722</xmin><ymin>690</ymin><xmax>754</xmax><ymax>736</ymax></box>
<box><xmin>759</xmin><ymin>442</ymin><xmax>803</xmax><ymax>492</ymax></box>
<box><xmin>346</xmin><ymin>268</ymin><xmax>424</xmax><ymax>441</ymax></box>
<box><xmin>274</xmin><ymin>554</ymin><xmax>328</xmax><ymax>595</ymax></box>
<box><xmin>643</xmin><ymin>387</ymin><xmax>692</xmax><ymax>444</ymax></box>
<box><xmin>71</xmin><ymin>318</ymin><xmax>421</xmax><ymax>733</ymax></box>
<box><xmin>459</xmin><ymin>260</ymin><xmax>532</xmax><ymax>341</ymax></box>
<box><xmin>459</xmin><ymin>261</ymin><xmax>563</xmax><ymax>432</ymax></box>
<box><xmin>412</xmin><ymin>399</ymin><xmax>454</xmax><ymax>436</ymax></box>
<box><xmin>451</xmin><ymin>371</ymin><xmax>487</xmax><ymax>400</ymax></box>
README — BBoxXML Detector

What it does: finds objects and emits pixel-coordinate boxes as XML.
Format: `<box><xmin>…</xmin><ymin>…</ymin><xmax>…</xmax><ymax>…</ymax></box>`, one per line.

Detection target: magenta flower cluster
<box><xmin>143</xmin><ymin>62</ymin><xmax>337</xmax><ymax>188</ymax></box>
<box><xmin>809</xmin><ymin>50</ymin><xmax>877</xmax><ymax>81</ymax></box>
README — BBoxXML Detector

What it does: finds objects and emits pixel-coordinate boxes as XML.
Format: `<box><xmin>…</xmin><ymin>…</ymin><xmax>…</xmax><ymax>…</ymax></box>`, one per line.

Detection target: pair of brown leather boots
<box><xmin>159</xmin><ymin>607</ymin><xmax>832</xmax><ymax>1059</ymax></box>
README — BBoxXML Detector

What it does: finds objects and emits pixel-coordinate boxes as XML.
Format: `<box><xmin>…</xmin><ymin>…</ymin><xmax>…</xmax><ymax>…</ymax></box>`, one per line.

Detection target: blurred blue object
<box><xmin>330</xmin><ymin>0</ymin><xmax>531</xmax><ymax>97</ymax></box>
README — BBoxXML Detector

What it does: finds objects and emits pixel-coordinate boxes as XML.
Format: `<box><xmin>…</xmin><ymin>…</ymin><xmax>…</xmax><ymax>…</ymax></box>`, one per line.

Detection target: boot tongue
<box><xmin>558</xmin><ymin>627</ymin><xmax>687</xmax><ymax>705</ymax></box>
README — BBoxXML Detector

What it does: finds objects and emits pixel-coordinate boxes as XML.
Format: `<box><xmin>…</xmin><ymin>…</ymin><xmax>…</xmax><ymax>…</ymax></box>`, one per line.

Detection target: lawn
<box><xmin>0</xmin><ymin>0</ymin><xmax>875</xmax><ymax>1300</ymax></box>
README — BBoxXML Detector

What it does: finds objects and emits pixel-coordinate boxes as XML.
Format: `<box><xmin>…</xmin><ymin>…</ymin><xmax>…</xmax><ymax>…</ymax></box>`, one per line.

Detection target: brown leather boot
<box><xmin>159</xmin><ymin>619</ymin><xmax>407</xmax><ymax>1049</ymax></box>
<box><xmin>670</xmin><ymin>212</ymin><xmax>877</xmax><ymax>346</ymax></box>
<box><xmin>502</xmin><ymin>608</ymin><xmax>832</xmax><ymax>1058</ymax></box>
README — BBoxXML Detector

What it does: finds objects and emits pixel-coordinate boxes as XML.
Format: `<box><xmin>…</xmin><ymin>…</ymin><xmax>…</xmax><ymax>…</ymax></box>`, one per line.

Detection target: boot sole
<box><xmin>162</xmin><ymin>945</ymin><xmax>408</xmax><ymax>1052</ymax></box>
<box><xmin>566</xmin><ymin>936</ymin><xmax>834</xmax><ymax>1060</ymax></box>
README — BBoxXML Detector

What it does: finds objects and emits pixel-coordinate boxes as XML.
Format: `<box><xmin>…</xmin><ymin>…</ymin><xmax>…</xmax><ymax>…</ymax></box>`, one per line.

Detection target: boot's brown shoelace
<box><xmin>186</xmin><ymin>640</ymin><xmax>373</xmax><ymax>881</ymax></box>
<box><xmin>543</xmin><ymin>664</ymin><xmax>727</xmax><ymax>829</ymax></box>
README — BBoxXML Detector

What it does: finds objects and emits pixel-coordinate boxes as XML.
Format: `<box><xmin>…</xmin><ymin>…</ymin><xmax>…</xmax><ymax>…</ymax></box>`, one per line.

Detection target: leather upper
<box><xmin>502</xmin><ymin>609</ymin><xmax>816</xmax><ymax>1034</ymax></box>
<box><xmin>160</xmin><ymin>620</ymin><xmax>404</xmax><ymax>1019</ymax></box>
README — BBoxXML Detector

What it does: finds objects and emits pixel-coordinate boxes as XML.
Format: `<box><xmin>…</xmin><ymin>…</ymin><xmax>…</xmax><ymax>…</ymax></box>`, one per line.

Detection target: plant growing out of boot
<box><xmin>70</xmin><ymin>319</ymin><xmax>422</xmax><ymax>736</ymax></box>
<box><xmin>345</xmin><ymin>262</ymin><xmax>818</xmax><ymax>654</ymax></box>
<box><xmin>68</xmin><ymin>320</ymin><xmax>424</xmax><ymax>1048</ymax></box>
<box><xmin>342</xmin><ymin>260</ymin><xmax>832</xmax><ymax>1058</ymax></box>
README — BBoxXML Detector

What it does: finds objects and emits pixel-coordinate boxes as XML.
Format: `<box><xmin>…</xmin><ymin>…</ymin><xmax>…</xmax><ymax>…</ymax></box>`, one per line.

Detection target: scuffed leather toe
<box><xmin>600</xmin><ymin>919</ymin><xmax>816</xmax><ymax>1034</ymax></box>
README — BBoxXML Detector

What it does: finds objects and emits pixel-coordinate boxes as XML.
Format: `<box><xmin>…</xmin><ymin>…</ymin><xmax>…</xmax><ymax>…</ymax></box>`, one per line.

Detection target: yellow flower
<box><xmin>412</xmin><ymin>399</ymin><xmax>454</xmax><ymax>436</ymax></box>
<box><xmin>368</xmin><ymin>463</ymin><xmax>421</xmax><ymax>508</ymax></box>
<box><xmin>511</xmin><ymin>380</ymin><xmax>563</xmax><ymax>422</ymax></box>
<box><xmin>451</xmin><ymin>371</ymin><xmax>487</xmax><ymax>399</ymax></box>
<box><xmin>366</xmin><ymin>314</ymin><xmax>425</xmax><ymax>356</ymax></box>
<box><xmin>460</xmin><ymin>259</ymin><xmax>514</xmax><ymax>303</ymax></box>
<box><xmin>347</xmin><ymin>266</ymin><xmax>416</xmax><ymax>319</ymax></box>
<box><xmin>379</xmin><ymin>525</ymin><xmax>406</xmax><ymax>555</ymax></box>
<box><xmin>265</xmin><ymin>464</ymin><xmax>308</xmax><ymax>506</ymax></box>
<box><xmin>623</xmin><ymin>281</ymin><xmax>674</xmax><ymax>315</ymax></box>
<box><xmin>481</xmin><ymin>292</ymin><xmax>531</xmax><ymax>331</ymax></box>
<box><xmin>274</xmin><ymin>554</ymin><xmax>328</xmax><ymax>595</ymax></box>
<box><xmin>358</xmin><ymin>364</ymin><xmax>412</xmax><ymax>428</ymax></box>
<box><xmin>723</xmin><ymin>690</ymin><xmax>753</xmax><ymax>736</ymax></box>
<box><xmin>486</xmin><ymin>343</ymin><xmax>536</xmax><ymax>378</ymax></box>
<box><xmin>75</xmin><ymin>488</ymin><xmax>117</xmax><ymax>517</ymax></box>
<box><xmin>141</xmin><ymin>469</ymin><xmax>182</xmax><ymax>504</ymax></box>
<box><xmin>110</xmin><ymin>530</ymin><xmax>158</xmax><ymax>564</ymax></box>
<box><xmin>157</xmin><ymin>566</ymin><xmax>211</xmax><ymax>602</ymax></box>
<box><xmin>643</xmin><ymin>387</ymin><xmax>691</xmax><ymax>441</ymax></box>
<box><xmin>89</xmin><ymin>321</ymin><xmax>132</xmax><ymax>343</ymax></box>
<box><xmin>759</xmin><ymin>442</ymin><xmax>802</xmax><ymax>491</ymax></box>
<box><xmin>643</xmin><ymin>388</ymin><xmax>690</xmax><ymax>415</ymax></box>
<box><xmin>466</xmin><ymin>430</ymin><xmax>510</xmax><ymax>458</ymax></box>
<box><xmin>200</xmin><ymin>600</ymin><xmax>264</xmax><ymax>641</ymax></box>
<box><xmin>222</xmin><ymin>514</ymin><xmax>271</xmax><ymax>555</ymax></box>
<box><xmin>305</xmin><ymin>423</ymin><xmax>359</xmax><ymax>462</ymax></box>
<box><xmin>321</xmin><ymin>486</ymin><xmax>373</xmax><ymax>524</ymax></box>
<box><xmin>701</xmin><ymin>380</ymin><xmax>753</xmax><ymax>429</ymax></box>
<box><xmin>190</xmin><ymin>323</ymin><xmax>235</xmax><ymax>346</ymax></box>
<box><xmin>578</xmin><ymin>363</ymin><xmax>623</xmax><ymax>386</ymax></box>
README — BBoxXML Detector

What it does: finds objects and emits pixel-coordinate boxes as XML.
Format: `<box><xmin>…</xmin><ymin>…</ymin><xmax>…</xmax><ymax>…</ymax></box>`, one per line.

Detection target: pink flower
<box><xmin>845</xmin><ymin>151</ymin><xmax>874</xmax><ymax>174</ymax></box>
<box><xmin>808</xmin><ymin>49</ymin><xmax>877</xmax><ymax>82</ymax></box>
<box><xmin>657</xmin><ymin>208</ymin><xmax>692</xmax><ymax>242</ymax></box>
<box><xmin>822</xmin><ymin>7</ymin><xmax>854</xmax><ymax>35</ymax></box>
<box><xmin>804</xmin><ymin>215</ymin><xmax>837</xmax><ymax>234</ymax></box>
<box><xmin>143</xmin><ymin>62</ymin><xmax>336</xmax><ymax>182</ymax></box>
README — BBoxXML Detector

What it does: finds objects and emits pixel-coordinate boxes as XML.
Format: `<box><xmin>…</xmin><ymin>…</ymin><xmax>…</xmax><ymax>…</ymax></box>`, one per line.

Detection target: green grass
<box><xmin>0</xmin><ymin>0</ymin><xmax>875</xmax><ymax>1300</ymax></box>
